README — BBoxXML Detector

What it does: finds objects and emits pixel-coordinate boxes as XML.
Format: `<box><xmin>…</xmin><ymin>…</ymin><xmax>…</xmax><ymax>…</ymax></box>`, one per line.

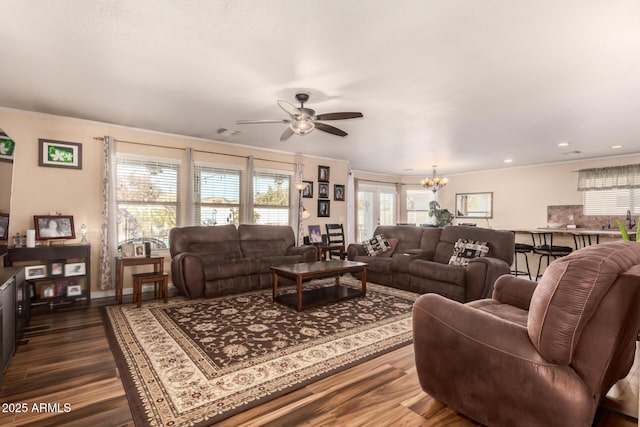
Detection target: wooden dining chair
<box><xmin>325</xmin><ymin>224</ymin><xmax>346</xmax><ymax>260</ymax></box>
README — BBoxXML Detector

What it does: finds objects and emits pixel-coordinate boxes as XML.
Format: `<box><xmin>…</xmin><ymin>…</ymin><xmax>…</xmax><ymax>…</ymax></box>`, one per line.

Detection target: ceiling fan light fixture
<box><xmin>290</xmin><ymin>118</ymin><xmax>315</xmax><ymax>135</ymax></box>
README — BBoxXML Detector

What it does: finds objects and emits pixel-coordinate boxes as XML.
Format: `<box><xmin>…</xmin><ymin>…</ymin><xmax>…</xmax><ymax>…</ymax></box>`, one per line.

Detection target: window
<box><xmin>253</xmin><ymin>170</ymin><xmax>291</xmax><ymax>225</ymax></box>
<box><xmin>116</xmin><ymin>156</ymin><xmax>180</xmax><ymax>248</ymax></box>
<box><xmin>195</xmin><ymin>164</ymin><xmax>241</xmax><ymax>226</ymax></box>
<box><xmin>584</xmin><ymin>189</ymin><xmax>640</xmax><ymax>216</ymax></box>
<box><xmin>406</xmin><ymin>189</ymin><xmax>434</xmax><ymax>225</ymax></box>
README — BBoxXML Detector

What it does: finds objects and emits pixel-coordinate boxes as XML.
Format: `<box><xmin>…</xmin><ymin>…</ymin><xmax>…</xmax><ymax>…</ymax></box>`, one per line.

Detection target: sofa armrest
<box><xmin>347</xmin><ymin>243</ymin><xmax>367</xmax><ymax>260</ymax></box>
<box><xmin>286</xmin><ymin>245</ymin><xmax>317</xmax><ymax>262</ymax></box>
<box><xmin>491</xmin><ymin>274</ymin><xmax>537</xmax><ymax>310</ymax></box>
<box><xmin>171</xmin><ymin>252</ymin><xmax>206</xmax><ymax>298</ymax></box>
<box><xmin>466</xmin><ymin>256</ymin><xmax>511</xmax><ymax>300</ymax></box>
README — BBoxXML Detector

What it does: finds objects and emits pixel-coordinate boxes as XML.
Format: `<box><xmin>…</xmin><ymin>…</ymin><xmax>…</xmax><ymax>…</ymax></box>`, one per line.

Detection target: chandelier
<box><xmin>421</xmin><ymin>165</ymin><xmax>449</xmax><ymax>193</ymax></box>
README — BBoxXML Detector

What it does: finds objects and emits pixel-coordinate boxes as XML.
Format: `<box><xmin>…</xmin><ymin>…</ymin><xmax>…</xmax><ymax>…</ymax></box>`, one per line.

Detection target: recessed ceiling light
<box><xmin>611</xmin><ymin>144</ymin><xmax>623</xmax><ymax>149</ymax></box>
<box><xmin>504</xmin><ymin>159</ymin><xmax>513</xmax><ymax>163</ymax></box>
<box><xmin>558</xmin><ymin>141</ymin><xmax>570</xmax><ymax>147</ymax></box>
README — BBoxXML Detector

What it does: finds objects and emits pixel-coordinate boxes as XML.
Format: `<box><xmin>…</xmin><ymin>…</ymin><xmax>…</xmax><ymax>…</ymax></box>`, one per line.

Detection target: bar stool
<box><xmin>531</xmin><ymin>232</ymin><xmax>573</xmax><ymax>280</ymax></box>
<box><xmin>512</xmin><ymin>242</ymin><xmax>533</xmax><ymax>280</ymax></box>
<box><xmin>572</xmin><ymin>233</ymin><xmax>600</xmax><ymax>250</ymax></box>
<box><xmin>132</xmin><ymin>272</ymin><xmax>169</xmax><ymax>308</ymax></box>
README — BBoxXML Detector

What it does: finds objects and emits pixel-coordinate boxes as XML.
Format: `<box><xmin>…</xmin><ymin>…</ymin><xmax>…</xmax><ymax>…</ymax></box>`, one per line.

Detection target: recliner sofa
<box><xmin>413</xmin><ymin>241</ymin><xmax>640</xmax><ymax>426</ymax></box>
<box><xmin>170</xmin><ymin>224</ymin><xmax>316</xmax><ymax>298</ymax></box>
<box><xmin>348</xmin><ymin>225</ymin><xmax>514</xmax><ymax>302</ymax></box>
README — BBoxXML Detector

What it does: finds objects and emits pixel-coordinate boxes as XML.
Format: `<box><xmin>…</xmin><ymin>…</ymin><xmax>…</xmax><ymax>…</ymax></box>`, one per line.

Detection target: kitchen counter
<box><xmin>511</xmin><ymin>228</ymin><xmax>634</xmax><ymax>239</ymax></box>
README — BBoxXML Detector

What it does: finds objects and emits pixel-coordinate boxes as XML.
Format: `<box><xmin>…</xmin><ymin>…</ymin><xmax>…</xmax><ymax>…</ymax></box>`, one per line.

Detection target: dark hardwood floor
<box><xmin>0</xmin><ymin>294</ymin><xmax>638</xmax><ymax>426</ymax></box>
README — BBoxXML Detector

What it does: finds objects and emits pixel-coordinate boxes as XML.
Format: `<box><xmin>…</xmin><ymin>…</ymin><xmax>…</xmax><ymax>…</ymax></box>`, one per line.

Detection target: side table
<box><xmin>115</xmin><ymin>255</ymin><xmax>164</xmax><ymax>304</ymax></box>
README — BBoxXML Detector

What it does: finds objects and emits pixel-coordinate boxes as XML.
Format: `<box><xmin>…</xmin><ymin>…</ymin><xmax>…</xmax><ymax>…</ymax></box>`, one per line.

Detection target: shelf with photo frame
<box><xmin>4</xmin><ymin>244</ymin><xmax>91</xmax><ymax>309</ymax></box>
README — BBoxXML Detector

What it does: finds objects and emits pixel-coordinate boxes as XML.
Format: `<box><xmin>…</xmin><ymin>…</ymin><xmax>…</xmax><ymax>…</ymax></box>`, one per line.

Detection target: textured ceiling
<box><xmin>1</xmin><ymin>0</ymin><xmax>639</xmax><ymax>176</ymax></box>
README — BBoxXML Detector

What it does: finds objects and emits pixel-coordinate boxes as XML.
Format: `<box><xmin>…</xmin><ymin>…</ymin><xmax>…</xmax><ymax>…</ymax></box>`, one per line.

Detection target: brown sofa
<box><xmin>347</xmin><ymin>225</ymin><xmax>514</xmax><ymax>302</ymax></box>
<box><xmin>413</xmin><ymin>241</ymin><xmax>640</xmax><ymax>427</ymax></box>
<box><xmin>169</xmin><ymin>224</ymin><xmax>316</xmax><ymax>298</ymax></box>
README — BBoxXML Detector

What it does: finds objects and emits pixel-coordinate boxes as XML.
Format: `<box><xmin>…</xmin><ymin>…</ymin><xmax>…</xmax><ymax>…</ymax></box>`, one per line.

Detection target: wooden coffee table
<box><xmin>271</xmin><ymin>260</ymin><xmax>368</xmax><ymax>311</ymax></box>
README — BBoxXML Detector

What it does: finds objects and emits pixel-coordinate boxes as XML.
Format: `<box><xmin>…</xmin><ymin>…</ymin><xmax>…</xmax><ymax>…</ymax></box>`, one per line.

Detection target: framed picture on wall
<box><xmin>334</xmin><ymin>185</ymin><xmax>345</xmax><ymax>201</ymax></box>
<box><xmin>302</xmin><ymin>180</ymin><xmax>314</xmax><ymax>198</ymax></box>
<box><xmin>0</xmin><ymin>213</ymin><xmax>8</xmax><ymax>240</ymax></box>
<box><xmin>318</xmin><ymin>200</ymin><xmax>330</xmax><ymax>217</ymax></box>
<box><xmin>318</xmin><ymin>183</ymin><xmax>329</xmax><ymax>199</ymax></box>
<box><xmin>38</xmin><ymin>139</ymin><xmax>82</xmax><ymax>169</ymax></box>
<box><xmin>318</xmin><ymin>165</ymin><xmax>330</xmax><ymax>182</ymax></box>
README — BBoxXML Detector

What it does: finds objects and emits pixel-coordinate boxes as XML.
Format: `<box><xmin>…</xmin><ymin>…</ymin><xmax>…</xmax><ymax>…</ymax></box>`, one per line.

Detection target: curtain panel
<box><xmin>577</xmin><ymin>164</ymin><xmax>640</xmax><ymax>191</ymax></box>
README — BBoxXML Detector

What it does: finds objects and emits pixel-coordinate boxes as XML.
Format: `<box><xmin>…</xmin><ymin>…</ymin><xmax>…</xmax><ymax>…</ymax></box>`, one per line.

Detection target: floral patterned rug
<box><xmin>102</xmin><ymin>277</ymin><xmax>418</xmax><ymax>427</ymax></box>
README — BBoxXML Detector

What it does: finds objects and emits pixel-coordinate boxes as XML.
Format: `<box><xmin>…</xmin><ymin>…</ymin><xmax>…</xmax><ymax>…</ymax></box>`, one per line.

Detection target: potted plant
<box><xmin>615</xmin><ymin>218</ymin><xmax>640</xmax><ymax>242</ymax></box>
<box><xmin>428</xmin><ymin>200</ymin><xmax>454</xmax><ymax>227</ymax></box>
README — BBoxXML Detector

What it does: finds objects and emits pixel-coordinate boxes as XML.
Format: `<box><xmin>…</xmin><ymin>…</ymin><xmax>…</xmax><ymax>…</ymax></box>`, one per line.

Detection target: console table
<box><xmin>5</xmin><ymin>245</ymin><xmax>91</xmax><ymax>308</ymax></box>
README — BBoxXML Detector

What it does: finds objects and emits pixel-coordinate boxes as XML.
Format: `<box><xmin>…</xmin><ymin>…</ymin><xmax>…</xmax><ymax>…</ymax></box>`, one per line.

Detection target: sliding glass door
<box><xmin>357</xmin><ymin>184</ymin><xmax>396</xmax><ymax>241</ymax></box>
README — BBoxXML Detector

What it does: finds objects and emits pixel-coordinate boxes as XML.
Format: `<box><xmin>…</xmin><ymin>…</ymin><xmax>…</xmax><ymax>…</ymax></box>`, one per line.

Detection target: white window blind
<box><xmin>194</xmin><ymin>165</ymin><xmax>241</xmax><ymax>226</ymax></box>
<box><xmin>584</xmin><ymin>189</ymin><xmax>640</xmax><ymax>216</ymax></box>
<box><xmin>116</xmin><ymin>156</ymin><xmax>180</xmax><ymax>247</ymax></box>
<box><xmin>253</xmin><ymin>170</ymin><xmax>291</xmax><ymax>225</ymax></box>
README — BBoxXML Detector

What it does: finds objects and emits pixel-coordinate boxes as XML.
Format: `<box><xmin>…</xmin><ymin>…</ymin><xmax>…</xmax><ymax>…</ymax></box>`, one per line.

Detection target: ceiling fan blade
<box><xmin>236</xmin><ymin>119</ymin><xmax>289</xmax><ymax>124</ymax></box>
<box><xmin>277</xmin><ymin>100</ymin><xmax>300</xmax><ymax>117</ymax></box>
<box><xmin>315</xmin><ymin>112</ymin><xmax>363</xmax><ymax>121</ymax></box>
<box><xmin>280</xmin><ymin>127</ymin><xmax>295</xmax><ymax>141</ymax></box>
<box><xmin>315</xmin><ymin>122</ymin><xmax>348</xmax><ymax>137</ymax></box>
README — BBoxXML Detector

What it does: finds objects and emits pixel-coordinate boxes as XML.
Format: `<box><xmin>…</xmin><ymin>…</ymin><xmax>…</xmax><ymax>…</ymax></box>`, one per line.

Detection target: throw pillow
<box><xmin>448</xmin><ymin>238</ymin><xmax>490</xmax><ymax>266</ymax></box>
<box><xmin>376</xmin><ymin>238</ymin><xmax>399</xmax><ymax>257</ymax></box>
<box><xmin>362</xmin><ymin>234</ymin><xmax>392</xmax><ymax>256</ymax></box>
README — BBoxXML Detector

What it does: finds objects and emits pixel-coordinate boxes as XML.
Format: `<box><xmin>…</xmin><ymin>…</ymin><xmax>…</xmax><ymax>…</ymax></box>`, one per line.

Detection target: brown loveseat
<box><xmin>169</xmin><ymin>224</ymin><xmax>316</xmax><ymax>298</ymax></box>
<box><xmin>348</xmin><ymin>225</ymin><xmax>514</xmax><ymax>302</ymax></box>
<box><xmin>413</xmin><ymin>241</ymin><xmax>640</xmax><ymax>427</ymax></box>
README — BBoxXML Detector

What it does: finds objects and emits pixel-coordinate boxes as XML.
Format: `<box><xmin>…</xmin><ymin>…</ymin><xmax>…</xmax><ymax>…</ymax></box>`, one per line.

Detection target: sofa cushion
<box><xmin>238</xmin><ymin>224</ymin><xmax>295</xmax><ymax>258</ymax></box>
<box><xmin>362</xmin><ymin>234</ymin><xmax>392</xmax><ymax>256</ymax></box>
<box><xmin>448</xmin><ymin>238</ymin><xmax>489</xmax><ymax>266</ymax></box>
<box><xmin>203</xmin><ymin>258</ymin><xmax>259</xmax><ymax>280</ymax></box>
<box><xmin>376</xmin><ymin>238</ymin><xmax>399</xmax><ymax>258</ymax></box>
<box><xmin>410</xmin><ymin>259</ymin><xmax>466</xmax><ymax>286</ymax></box>
<box><xmin>169</xmin><ymin>224</ymin><xmax>242</xmax><ymax>259</ymax></box>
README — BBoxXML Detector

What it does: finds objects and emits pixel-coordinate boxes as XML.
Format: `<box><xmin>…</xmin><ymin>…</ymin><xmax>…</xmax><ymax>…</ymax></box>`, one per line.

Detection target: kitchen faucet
<box><xmin>626</xmin><ymin>210</ymin><xmax>637</xmax><ymax>229</ymax></box>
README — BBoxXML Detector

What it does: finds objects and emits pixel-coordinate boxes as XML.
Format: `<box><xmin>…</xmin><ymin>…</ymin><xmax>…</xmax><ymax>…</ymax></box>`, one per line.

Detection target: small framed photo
<box><xmin>49</xmin><ymin>260</ymin><xmax>65</xmax><ymax>276</ymax></box>
<box><xmin>318</xmin><ymin>183</ymin><xmax>329</xmax><ymax>199</ymax></box>
<box><xmin>302</xmin><ymin>181</ymin><xmax>314</xmax><ymax>198</ymax></box>
<box><xmin>334</xmin><ymin>185</ymin><xmax>345</xmax><ymax>201</ymax></box>
<box><xmin>25</xmin><ymin>265</ymin><xmax>48</xmax><ymax>280</ymax></box>
<box><xmin>40</xmin><ymin>283</ymin><xmax>55</xmax><ymax>299</ymax></box>
<box><xmin>318</xmin><ymin>165</ymin><xmax>330</xmax><ymax>182</ymax></box>
<box><xmin>133</xmin><ymin>243</ymin><xmax>146</xmax><ymax>257</ymax></box>
<box><xmin>67</xmin><ymin>284</ymin><xmax>82</xmax><ymax>297</ymax></box>
<box><xmin>34</xmin><ymin>215</ymin><xmax>76</xmax><ymax>240</ymax></box>
<box><xmin>56</xmin><ymin>280</ymin><xmax>68</xmax><ymax>297</ymax></box>
<box><xmin>308</xmin><ymin>225</ymin><xmax>322</xmax><ymax>243</ymax></box>
<box><xmin>318</xmin><ymin>200</ymin><xmax>330</xmax><ymax>217</ymax></box>
<box><xmin>38</xmin><ymin>139</ymin><xmax>82</xmax><ymax>169</ymax></box>
<box><xmin>0</xmin><ymin>137</ymin><xmax>15</xmax><ymax>162</ymax></box>
<box><xmin>65</xmin><ymin>262</ymin><xmax>86</xmax><ymax>277</ymax></box>
<box><xmin>0</xmin><ymin>213</ymin><xmax>8</xmax><ymax>240</ymax></box>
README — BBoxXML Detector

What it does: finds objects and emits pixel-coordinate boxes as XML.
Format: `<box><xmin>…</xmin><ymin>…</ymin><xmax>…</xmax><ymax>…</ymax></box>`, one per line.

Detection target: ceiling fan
<box><xmin>236</xmin><ymin>93</ymin><xmax>363</xmax><ymax>141</ymax></box>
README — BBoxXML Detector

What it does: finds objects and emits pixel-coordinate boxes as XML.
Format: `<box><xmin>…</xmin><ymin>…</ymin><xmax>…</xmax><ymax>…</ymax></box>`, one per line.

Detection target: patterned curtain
<box><xmin>184</xmin><ymin>147</ymin><xmax>195</xmax><ymax>226</ymax></box>
<box><xmin>577</xmin><ymin>164</ymin><xmax>640</xmax><ymax>190</ymax></box>
<box><xmin>99</xmin><ymin>136</ymin><xmax>117</xmax><ymax>290</ymax></box>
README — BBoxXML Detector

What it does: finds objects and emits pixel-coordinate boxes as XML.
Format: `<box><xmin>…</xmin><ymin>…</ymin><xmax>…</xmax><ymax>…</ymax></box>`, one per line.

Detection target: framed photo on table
<box><xmin>34</xmin><ymin>215</ymin><xmax>75</xmax><ymax>241</ymax></box>
<box><xmin>49</xmin><ymin>260</ymin><xmax>65</xmax><ymax>276</ymax></box>
<box><xmin>0</xmin><ymin>213</ymin><xmax>8</xmax><ymax>240</ymax></box>
<box><xmin>65</xmin><ymin>262</ymin><xmax>86</xmax><ymax>277</ymax></box>
<box><xmin>67</xmin><ymin>283</ymin><xmax>82</xmax><ymax>297</ymax></box>
<box><xmin>25</xmin><ymin>265</ymin><xmax>47</xmax><ymax>280</ymax></box>
<box><xmin>308</xmin><ymin>225</ymin><xmax>322</xmax><ymax>243</ymax></box>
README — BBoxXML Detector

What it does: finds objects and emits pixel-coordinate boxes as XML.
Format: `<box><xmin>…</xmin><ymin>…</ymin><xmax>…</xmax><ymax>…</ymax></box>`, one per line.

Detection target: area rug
<box><xmin>102</xmin><ymin>277</ymin><xmax>418</xmax><ymax>426</ymax></box>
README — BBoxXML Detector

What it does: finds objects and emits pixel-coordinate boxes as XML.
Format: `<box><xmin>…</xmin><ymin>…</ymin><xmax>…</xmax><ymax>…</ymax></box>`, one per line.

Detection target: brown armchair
<box><xmin>413</xmin><ymin>241</ymin><xmax>640</xmax><ymax>427</ymax></box>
